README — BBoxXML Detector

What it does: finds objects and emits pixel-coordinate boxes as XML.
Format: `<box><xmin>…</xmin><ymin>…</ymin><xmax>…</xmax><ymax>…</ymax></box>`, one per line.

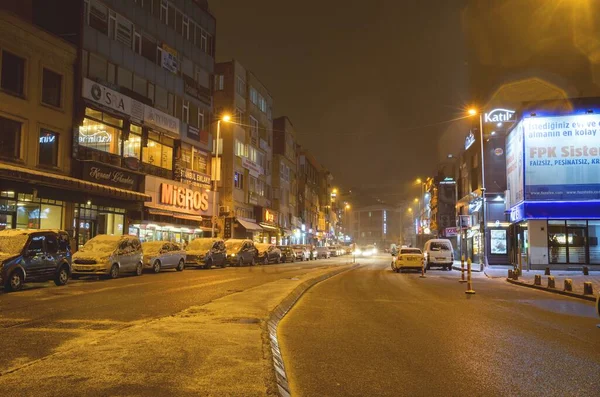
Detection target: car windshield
<box><xmin>430</xmin><ymin>242</ymin><xmax>451</xmax><ymax>251</ymax></box>
<box><xmin>401</xmin><ymin>249</ymin><xmax>422</xmax><ymax>255</ymax></box>
<box><xmin>188</xmin><ymin>239</ymin><xmax>216</xmax><ymax>251</ymax></box>
<box><xmin>0</xmin><ymin>235</ymin><xmax>28</xmax><ymax>255</ymax></box>
<box><xmin>225</xmin><ymin>240</ymin><xmax>245</xmax><ymax>252</ymax></box>
<box><xmin>79</xmin><ymin>236</ymin><xmax>121</xmax><ymax>253</ymax></box>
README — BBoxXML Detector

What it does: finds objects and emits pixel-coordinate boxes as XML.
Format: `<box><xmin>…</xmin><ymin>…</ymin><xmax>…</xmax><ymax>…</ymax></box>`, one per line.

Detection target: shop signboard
<box><xmin>523</xmin><ymin>114</ymin><xmax>600</xmax><ymax>200</ymax></box>
<box><xmin>242</xmin><ymin>157</ymin><xmax>264</xmax><ymax>176</ymax></box>
<box><xmin>144</xmin><ymin>105</ymin><xmax>180</xmax><ymax>135</ymax></box>
<box><xmin>82</xmin><ymin>162</ymin><xmax>140</xmax><ymax>191</ymax></box>
<box><xmin>444</xmin><ymin>227</ymin><xmax>459</xmax><ymax>237</ymax></box>
<box><xmin>82</xmin><ymin>78</ymin><xmax>131</xmax><ymax>116</ymax></box>
<box><xmin>145</xmin><ymin>175</ymin><xmax>217</xmax><ymax>216</ymax></box>
<box><xmin>506</xmin><ymin>120</ymin><xmax>525</xmax><ymax>208</ymax></box>
<box><xmin>484</xmin><ymin>108</ymin><xmax>516</xmax><ymax>124</ymax></box>
<box><xmin>223</xmin><ymin>217</ymin><xmax>233</xmax><ymax>239</ymax></box>
<box><xmin>187</xmin><ymin>125</ymin><xmax>200</xmax><ymax>141</ymax></box>
<box><xmin>181</xmin><ymin>168</ymin><xmax>211</xmax><ymax>189</ymax></box>
<box><xmin>490</xmin><ymin>229</ymin><xmax>507</xmax><ymax>254</ymax></box>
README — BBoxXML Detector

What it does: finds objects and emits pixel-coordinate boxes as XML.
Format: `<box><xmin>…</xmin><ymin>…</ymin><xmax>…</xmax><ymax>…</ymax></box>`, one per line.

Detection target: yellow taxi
<box><xmin>392</xmin><ymin>248</ymin><xmax>425</xmax><ymax>273</ymax></box>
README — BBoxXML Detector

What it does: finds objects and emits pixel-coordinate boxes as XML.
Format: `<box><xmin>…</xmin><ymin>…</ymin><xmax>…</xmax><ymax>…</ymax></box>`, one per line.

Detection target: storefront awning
<box><xmin>147</xmin><ymin>209</ymin><xmax>203</xmax><ymax>222</ymax></box>
<box><xmin>259</xmin><ymin>223</ymin><xmax>278</xmax><ymax>231</ymax></box>
<box><xmin>237</xmin><ymin>218</ymin><xmax>263</xmax><ymax>231</ymax></box>
<box><xmin>0</xmin><ymin>162</ymin><xmax>151</xmax><ymax>202</ymax></box>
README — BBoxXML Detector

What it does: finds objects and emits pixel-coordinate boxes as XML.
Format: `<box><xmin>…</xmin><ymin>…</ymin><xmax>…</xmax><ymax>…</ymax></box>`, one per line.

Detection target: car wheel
<box><xmin>264</xmin><ymin>256</ymin><xmax>269</xmax><ymax>265</ymax></box>
<box><xmin>54</xmin><ymin>265</ymin><xmax>70</xmax><ymax>286</ymax></box>
<box><xmin>153</xmin><ymin>260</ymin><xmax>161</xmax><ymax>274</ymax></box>
<box><xmin>205</xmin><ymin>258</ymin><xmax>213</xmax><ymax>270</ymax></box>
<box><xmin>176</xmin><ymin>259</ymin><xmax>185</xmax><ymax>272</ymax></box>
<box><xmin>135</xmin><ymin>262</ymin><xmax>143</xmax><ymax>276</ymax></box>
<box><xmin>109</xmin><ymin>264</ymin><xmax>119</xmax><ymax>279</ymax></box>
<box><xmin>5</xmin><ymin>269</ymin><xmax>24</xmax><ymax>291</ymax></box>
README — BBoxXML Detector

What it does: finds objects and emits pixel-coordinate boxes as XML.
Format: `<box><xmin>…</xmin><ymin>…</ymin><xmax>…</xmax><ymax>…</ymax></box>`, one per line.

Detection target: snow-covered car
<box><xmin>292</xmin><ymin>245</ymin><xmax>310</xmax><ymax>261</ymax></box>
<box><xmin>316</xmin><ymin>246</ymin><xmax>330</xmax><ymax>259</ymax></box>
<box><xmin>0</xmin><ymin>229</ymin><xmax>72</xmax><ymax>292</ymax></box>
<box><xmin>72</xmin><ymin>235</ymin><xmax>143</xmax><ymax>279</ymax></box>
<box><xmin>392</xmin><ymin>248</ymin><xmax>424</xmax><ymax>273</ymax></box>
<box><xmin>328</xmin><ymin>246</ymin><xmax>339</xmax><ymax>257</ymax></box>
<box><xmin>225</xmin><ymin>239</ymin><xmax>257</xmax><ymax>266</ymax></box>
<box><xmin>186</xmin><ymin>238</ymin><xmax>227</xmax><ymax>269</ymax></box>
<box><xmin>142</xmin><ymin>241</ymin><xmax>186</xmax><ymax>273</ymax></box>
<box><xmin>255</xmin><ymin>243</ymin><xmax>281</xmax><ymax>264</ymax></box>
<box><xmin>308</xmin><ymin>245</ymin><xmax>319</xmax><ymax>260</ymax></box>
<box><xmin>277</xmin><ymin>246</ymin><xmax>296</xmax><ymax>263</ymax></box>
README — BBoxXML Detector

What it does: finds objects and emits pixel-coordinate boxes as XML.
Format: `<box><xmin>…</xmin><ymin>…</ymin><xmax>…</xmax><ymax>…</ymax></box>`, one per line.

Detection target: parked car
<box><xmin>225</xmin><ymin>239</ymin><xmax>257</xmax><ymax>266</ymax></box>
<box><xmin>0</xmin><ymin>229</ymin><xmax>72</xmax><ymax>292</ymax></box>
<box><xmin>278</xmin><ymin>246</ymin><xmax>296</xmax><ymax>263</ymax></box>
<box><xmin>392</xmin><ymin>248</ymin><xmax>425</xmax><ymax>273</ymax></box>
<box><xmin>186</xmin><ymin>238</ymin><xmax>227</xmax><ymax>269</ymax></box>
<box><xmin>316</xmin><ymin>246</ymin><xmax>331</xmax><ymax>259</ymax></box>
<box><xmin>72</xmin><ymin>235</ymin><xmax>144</xmax><ymax>279</ymax></box>
<box><xmin>423</xmin><ymin>239</ymin><xmax>454</xmax><ymax>270</ymax></box>
<box><xmin>255</xmin><ymin>243</ymin><xmax>281</xmax><ymax>264</ymax></box>
<box><xmin>308</xmin><ymin>245</ymin><xmax>319</xmax><ymax>260</ymax></box>
<box><xmin>328</xmin><ymin>245</ymin><xmax>339</xmax><ymax>257</ymax></box>
<box><xmin>292</xmin><ymin>245</ymin><xmax>310</xmax><ymax>261</ymax></box>
<box><xmin>142</xmin><ymin>241</ymin><xmax>186</xmax><ymax>273</ymax></box>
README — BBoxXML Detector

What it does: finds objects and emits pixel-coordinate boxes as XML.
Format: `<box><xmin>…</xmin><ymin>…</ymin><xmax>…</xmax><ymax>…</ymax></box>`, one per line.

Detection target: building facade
<box><xmin>351</xmin><ymin>205</ymin><xmax>401</xmax><ymax>249</ymax></box>
<box><xmin>273</xmin><ymin>116</ymin><xmax>297</xmax><ymax>244</ymax></box>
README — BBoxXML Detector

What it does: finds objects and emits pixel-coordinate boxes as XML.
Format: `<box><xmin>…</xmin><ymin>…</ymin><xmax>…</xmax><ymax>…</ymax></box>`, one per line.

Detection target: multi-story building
<box><xmin>273</xmin><ymin>116</ymin><xmax>297</xmax><ymax>244</ymax></box>
<box><xmin>351</xmin><ymin>205</ymin><xmax>401</xmax><ymax>249</ymax></box>
<box><xmin>31</xmin><ymin>0</ymin><xmax>218</xmax><ymax>247</ymax></box>
<box><xmin>297</xmin><ymin>146</ymin><xmax>320</xmax><ymax>244</ymax></box>
<box><xmin>0</xmin><ymin>9</ymin><xmax>78</xmax><ymax>233</ymax></box>
<box><xmin>213</xmin><ymin>60</ymin><xmax>276</xmax><ymax>243</ymax></box>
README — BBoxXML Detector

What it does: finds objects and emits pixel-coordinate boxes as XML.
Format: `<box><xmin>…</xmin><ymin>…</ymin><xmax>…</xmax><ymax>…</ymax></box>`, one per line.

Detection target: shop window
<box><xmin>234</xmin><ymin>172</ymin><xmax>244</xmax><ymax>189</ymax></box>
<box><xmin>38</xmin><ymin>129</ymin><xmax>59</xmax><ymax>167</ymax></box>
<box><xmin>548</xmin><ymin>221</ymin><xmax>567</xmax><ymax>264</ymax></box>
<box><xmin>122</xmin><ymin>126</ymin><xmax>142</xmax><ymax>158</ymax></box>
<box><xmin>143</xmin><ymin>132</ymin><xmax>173</xmax><ymax>170</ymax></box>
<box><xmin>589</xmin><ymin>221</ymin><xmax>600</xmax><ymax>264</ymax></box>
<box><xmin>42</xmin><ymin>68</ymin><xmax>62</xmax><ymax>108</ymax></box>
<box><xmin>0</xmin><ymin>116</ymin><xmax>21</xmax><ymax>159</ymax></box>
<box><xmin>1</xmin><ymin>50</ymin><xmax>26</xmax><ymax>96</ymax></box>
<box><xmin>80</xmin><ymin>112</ymin><xmax>122</xmax><ymax>154</ymax></box>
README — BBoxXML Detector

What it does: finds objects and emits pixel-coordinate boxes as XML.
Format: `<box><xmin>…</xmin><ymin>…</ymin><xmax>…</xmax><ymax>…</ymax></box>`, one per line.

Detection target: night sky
<box><xmin>210</xmin><ymin>1</ymin><xmax>468</xmax><ymax>200</ymax></box>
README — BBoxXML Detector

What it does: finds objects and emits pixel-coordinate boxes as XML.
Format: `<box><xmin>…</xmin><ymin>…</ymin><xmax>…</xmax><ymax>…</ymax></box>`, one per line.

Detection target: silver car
<box><xmin>142</xmin><ymin>241</ymin><xmax>186</xmax><ymax>273</ymax></box>
<box><xmin>72</xmin><ymin>235</ymin><xmax>144</xmax><ymax>279</ymax></box>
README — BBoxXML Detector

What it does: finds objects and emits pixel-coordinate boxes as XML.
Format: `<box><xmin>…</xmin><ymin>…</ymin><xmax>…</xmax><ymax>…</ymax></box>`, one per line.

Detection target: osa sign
<box><xmin>484</xmin><ymin>108</ymin><xmax>516</xmax><ymax>124</ymax></box>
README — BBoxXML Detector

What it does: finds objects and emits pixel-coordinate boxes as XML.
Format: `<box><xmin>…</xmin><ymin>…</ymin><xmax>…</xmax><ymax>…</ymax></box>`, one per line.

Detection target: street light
<box><xmin>468</xmin><ymin>107</ymin><xmax>487</xmax><ymax>268</ymax></box>
<box><xmin>211</xmin><ymin>114</ymin><xmax>231</xmax><ymax>237</ymax></box>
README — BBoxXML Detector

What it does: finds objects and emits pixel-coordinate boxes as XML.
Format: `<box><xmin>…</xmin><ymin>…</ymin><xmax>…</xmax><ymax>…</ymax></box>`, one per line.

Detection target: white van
<box><xmin>423</xmin><ymin>239</ymin><xmax>454</xmax><ymax>271</ymax></box>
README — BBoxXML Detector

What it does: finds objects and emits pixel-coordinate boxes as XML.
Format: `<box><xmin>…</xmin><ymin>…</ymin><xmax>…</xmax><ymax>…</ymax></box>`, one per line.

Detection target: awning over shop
<box><xmin>0</xmin><ymin>162</ymin><xmax>150</xmax><ymax>202</ymax></box>
<box><xmin>237</xmin><ymin>218</ymin><xmax>263</xmax><ymax>231</ymax></box>
<box><xmin>259</xmin><ymin>222</ymin><xmax>278</xmax><ymax>231</ymax></box>
<box><xmin>147</xmin><ymin>208</ymin><xmax>203</xmax><ymax>222</ymax></box>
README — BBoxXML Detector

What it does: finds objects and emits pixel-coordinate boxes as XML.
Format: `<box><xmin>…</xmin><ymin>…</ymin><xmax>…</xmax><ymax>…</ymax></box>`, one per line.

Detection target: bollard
<box><xmin>583</xmin><ymin>266</ymin><xmax>589</xmax><ymax>276</ymax></box>
<box><xmin>420</xmin><ymin>259</ymin><xmax>426</xmax><ymax>278</ymax></box>
<box><xmin>465</xmin><ymin>258</ymin><xmax>475</xmax><ymax>294</ymax></box>
<box><xmin>544</xmin><ymin>267</ymin><xmax>551</xmax><ymax>275</ymax></box>
<box><xmin>534</xmin><ymin>274</ymin><xmax>542</xmax><ymax>286</ymax></box>
<box><xmin>547</xmin><ymin>276</ymin><xmax>555</xmax><ymax>289</ymax></box>
<box><xmin>564</xmin><ymin>279</ymin><xmax>573</xmax><ymax>292</ymax></box>
<box><xmin>508</xmin><ymin>269</ymin><xmax>513</xmax><ymax>280</ymax></box>
<box><xmin>512</xmin><ymin>269</ymin><xmax>519</xmax><ymax>281</ymax></box>
<box><xmin>459</xmin><ymin>256</ymin><xmax>466</xmax><ymax>283</ymax></box>
<box><xmin>583</xmin><ymin>282</ymin><xmax>594</xmax><ymax>295</ymax></box>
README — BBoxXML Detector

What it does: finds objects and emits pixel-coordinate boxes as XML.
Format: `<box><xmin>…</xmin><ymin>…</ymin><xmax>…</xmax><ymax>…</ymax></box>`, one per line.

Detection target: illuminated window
<box><xmin>38</xmin><ymin>129</ymin><xmax>59</xmax><ymax>167</ymax></box>
<box><xmin>79</xmin><ymin>110</ymin><xmax>122</xmax><ymax>154</ymax></box>
<box><xmin>234</xmin><ymin>172</ymin><xmax>244</xmax><ymax>189</ymax></box>
<box><xmin>142</xmin><ymin>132</ymin><xmax>173</xmax><ymax>170</ymax></box>
<box><xmin>122</xmin><ymin>125</ymin><xmax>142</xmax><ymax>158</ymax></box>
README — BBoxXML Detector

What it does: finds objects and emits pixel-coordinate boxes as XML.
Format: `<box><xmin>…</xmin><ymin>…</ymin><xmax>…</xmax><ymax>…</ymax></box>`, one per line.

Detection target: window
<box><xmin>147</xmin><ymin>82</ymin><xmax>155</xmax><ymax>102</ymax></box>
<box><xmin>198</xmin><ymin>109</ymin><xmax>205</xmax><ymax>130</ymax></box>
<box><xmin>0</xmin><ymin>116</ymin><xmax>21</xmax><ymax>159</ymax></box>
<box><xmin>256</xmin><ymin>179</ymin><xmax>265</xmax><ymax>197</ymax></box>
<box><xmin>234</xmin><ymin>172</ymin><xmax>244</xmax><ymax>189</ymax></box>
<box><xmin>214</xmin><ymin>75</ymin><xmax>224</xmax><ymax>91</ymax></box>
<box><xmin>40</xmin><ymin>68</ymin><xmax>62</xmax><ymax>107</ymax></box>
<box><xmin>89</xmin><ymin>0</ymin><xmax>108</xmax><ymax>35</ymax></box>
<box><xmin>38</xmin><ymin>129</ymin><xmax>59</xmax><ymax>167</ymax></box>
<box><xmin>107</xmin><ymin>62</ymin><xmax>116</xmax><ymax>84</ymax></box>
<box><xmin>207</xmin><ymin>34</ymin><xmax>214</xmax><ymax>56</ymax></box>
<box><xmin>141</xmin><ymin>34</ymin><xmax>157</xmax><ymax>63</ymax></box>
<box><xmin>80</xmin><ymin>108</ymin><xmax>123</xmax><ymax>154</ymax></box>
<box><xmin>160</xmin><ymin>0</ymin><xmax>168</xmax><ymax>24</ymax></box>
<box><xmin>281</xmin><ymin>161</ymin><xmax>290</xmax><ymax>182</ymax></box>
<box><xmin>188</xmin><ymin>103</ymin><xmax>198</xmax><ymax>128</ymax></box>
<box><xmin>108</xmin><ymin>10</ymin><xmax>117</xmax><ymax>40</ymax></box>
<box><xmin>200</xmin><ymin>30</ymin><xmax>207</xmax><ymax>52</ymax></box>
<box><xmin>122</xmin><ymin>125</ymin><xmax>142</xmax><ymax>158</ymax></box>
<box><xmin>234</xmin><ymin>140</ymin><xmax>246</xmax><ymax>158</ymax></box>
<box><xmin>154</xmin><ymin>85</ymin><xmax>168</xmax><ymax>111</ymax></box>
<box><xmin>257</xmin><ymin>94</ymin><xmax>267</xmax><ymax>113</ymax></box>
<box><xmin>249</xmin><ymin>176</ymin><xmax>257</xmax><ymax>194</ymax></box>
<box><xmin>133</xmin><ymin>75</ymin><xmax>147</xmax><ymax>96</ymax></box>
<box><xmin>248</xmin><ymin>146</ymin><xmax>258</xmax><ymax>164</ymax></box>
<box><xmin>182</xmin><ymin>16</ymin><xmax>189</xmax><ymax>39</ymax></box>
<box><xmin>117</xmin><ymin>67</ymin><xmax>132</xmax><ymax>90</ymax></box>
<box><xmin>236</xmin><ymin>76</ymin><xmax>246</xmax><ymax>97</ymax></box>
<box><xmin>45</xmin><ymin>234</ymin><xmax>58</xmax><ymax>254</ymax></box>
<box><xmin>249</xmin><ymin>87</ymin><xmax>258</xmax><ymax>104</ymax></box>
<box><xmin>88</xmin><ymin>52</ymin><xmax>107</xmax><ymax>81</ymax></box>
<box><xmin>1</xmin><ymin>50</ymin><xmax>26</xmax><ymax>96</ymax></box>
<box><xmin>175</xmin><ymin>11</ymin><xmax>183</xmax><ymax>35</ymax></box>
<box><xmin>143</xmin><ymin>132</ymin><xmax>173</xmax><ymax>170</ymax></box>
<box><xmin>182</xmin><ymin>100</ymin><xmax>189</xmax><ymax>123</ymax></box>
<box><xmin>234</xmin><ymin>108</ymin><xmax>244</xmax><ymax>124</ymax></box>
<box><xmin>133</xmin><ymin>30</ymin><xmax>141</xmax><ymax>54</ymax></box>
<box><xmin>249</xmin><ymin>116</ymin><xmax>259</xmax><ymax>138</ymax></box>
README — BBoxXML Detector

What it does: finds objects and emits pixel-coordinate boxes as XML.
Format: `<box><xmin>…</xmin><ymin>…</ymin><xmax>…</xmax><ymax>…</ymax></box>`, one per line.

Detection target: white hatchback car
<box><xmin>423</xmin><ymin>239</ymin><xmax>454</xmax><ymax>271</ymax></box>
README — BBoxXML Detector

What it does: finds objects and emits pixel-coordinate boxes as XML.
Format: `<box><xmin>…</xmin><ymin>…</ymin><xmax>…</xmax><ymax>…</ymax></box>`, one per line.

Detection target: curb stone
<box><xmin>266</xmin><ymin>263</ymin><xmax>360</xmax><ymax>397</ymax></box>
<box><xmin>506</xmin><ymin>278</ymin><xmax>597</xmax><ymax>302</ymax></box>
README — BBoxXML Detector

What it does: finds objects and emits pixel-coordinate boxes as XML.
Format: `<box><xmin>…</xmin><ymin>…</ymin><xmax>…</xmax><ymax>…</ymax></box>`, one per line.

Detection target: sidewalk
<box><xmin>452</xmin><ymin>260</ymin><xmax>484</xmax><ymax>272</ymax></box>
<box><xmin>507</xmin><ymin>270</ymin><xmax>600</xmax><ymax>301</ymax></box>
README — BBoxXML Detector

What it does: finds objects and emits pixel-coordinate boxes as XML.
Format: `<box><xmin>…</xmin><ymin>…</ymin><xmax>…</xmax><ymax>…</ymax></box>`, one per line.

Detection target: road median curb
<box><xmin>266</xmin><ymin>263</ymin><xmax>360</xmax><ymax>397</ymax></box>
<box><xmin>506</xmin><ymin>278</ymin><xmax>597</xmax><ymax>302</ymax></box>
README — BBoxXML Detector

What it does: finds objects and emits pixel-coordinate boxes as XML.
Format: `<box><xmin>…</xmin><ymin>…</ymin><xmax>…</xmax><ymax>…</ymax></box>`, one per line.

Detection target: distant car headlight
<box><xmin>354</xmin><ymin>249</ymin><xmax>362</xmax><ymax>255</ymax></box>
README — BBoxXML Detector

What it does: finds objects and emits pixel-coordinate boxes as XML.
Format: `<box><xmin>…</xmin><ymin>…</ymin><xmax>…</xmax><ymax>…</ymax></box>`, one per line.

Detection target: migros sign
<box><xmin>160</xmin><ymin>183</ymin><xmax>209</xmax><ymax>212</ymax></box>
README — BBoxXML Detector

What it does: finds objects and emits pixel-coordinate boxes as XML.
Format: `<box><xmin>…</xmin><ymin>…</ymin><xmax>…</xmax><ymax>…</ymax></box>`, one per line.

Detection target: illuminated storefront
<box><xmin>507</xmin><ymin>101</ymin><xmax>600</xmax><ymax>269</ymax></box>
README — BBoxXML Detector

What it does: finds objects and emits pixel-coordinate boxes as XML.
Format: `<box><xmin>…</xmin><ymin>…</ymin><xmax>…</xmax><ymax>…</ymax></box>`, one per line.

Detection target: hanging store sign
<box><xmin>444</xmin><ymin>227</ymin><xmax>459</xmax><ymax>237</ymax></box>
<box><xmin>144</xmin><ymin>105</ymin><xmax>180</xmax><ymax>135</ymax></box>
<box><xmin>145</xmin><ymin>175</ymin><xmax>217</xmax><ymax>216</ymax></box>
<box><xmin>484</xmin><ymin>108</ymin><xmax>516</xmax><ymax>124</ymax></box>
<box><xmin>82</xmin><ymin>162</ymin><xmax>140</xmax><ymax>191</ymax></box>
<box><xmin>83</xmin><ymin>77</ymin><xmax>131</xmax><ymax>115</ymax></box>
<box><xmin>161</xmin><ymin>44</ymin><xmax>179</xmax><ymax>74</ymax></box>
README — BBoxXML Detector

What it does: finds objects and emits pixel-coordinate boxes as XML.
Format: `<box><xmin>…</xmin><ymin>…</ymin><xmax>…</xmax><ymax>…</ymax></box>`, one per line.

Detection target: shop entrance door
<box><xmin>567</xmin><ymin>227</ymin><xmax>587</xmax><ymax>264</ymax></box>
<box><xmin>77</xmin><ymin>220</ymin><xmax>97</xmax><ymax>249</ymax></box>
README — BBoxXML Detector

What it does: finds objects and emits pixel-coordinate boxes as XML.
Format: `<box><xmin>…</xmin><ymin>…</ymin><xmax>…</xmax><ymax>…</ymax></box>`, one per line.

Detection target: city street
<box><xmin>0</xmin><ymin>258</ymin><xmax>352</xmax><ymax>396</ymax></box>
<box><xmin>278</xmin><ymin>255</ymin><xmax>600</xmax><ymax>397</ymax></box>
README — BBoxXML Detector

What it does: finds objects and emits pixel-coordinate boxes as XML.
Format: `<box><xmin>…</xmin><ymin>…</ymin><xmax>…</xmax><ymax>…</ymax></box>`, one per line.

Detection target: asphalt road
<box><xmin>278</xmin><ymin>255</ymin><xmax>600</xmax><ymax>397</ymax></box>
<box><xmin>0</xmin><ymin>256</ymin><xmax>349</xmax><ymax>376</ymax></box>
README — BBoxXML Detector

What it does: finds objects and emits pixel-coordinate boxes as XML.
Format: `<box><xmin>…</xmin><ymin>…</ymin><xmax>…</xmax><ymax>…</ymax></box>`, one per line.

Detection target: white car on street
<box><xmin>142</xmin><ymin>241</ymin><xmax>186</xmax><ymax>273</ymax></box>
<box><xmin>423</xmin><ymin>239</ymin><xmax>454</xmax><ymax>271</ymax></box>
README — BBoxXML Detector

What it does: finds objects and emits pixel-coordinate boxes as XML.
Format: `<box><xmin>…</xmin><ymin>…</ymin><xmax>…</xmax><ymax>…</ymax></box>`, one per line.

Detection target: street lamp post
<box><xmin>468</xmin><ymin>108</ymin><xmax>487</xmax><ymax>268</ymax></box>
<box><xmin>211</xmin><ymin>114</ymin><xmax>231</xmax><ymax>238</ymax></box>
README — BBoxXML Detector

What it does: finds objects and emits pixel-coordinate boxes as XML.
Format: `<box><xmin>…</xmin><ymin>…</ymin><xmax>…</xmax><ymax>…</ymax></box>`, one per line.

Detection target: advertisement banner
<box><xmin>161</xmin><ymin>44</ymin><xmax>179</xmax><ymax>74</ymax></box>
<box><xmin>523</xmin><ymin>114</ymin><xmax>600</xmax><ymax>200</ymax></box>
<box><xmin>506</xmin><ymin>120</ymin><xmax>525</xmax><ymax>207</ymax></box>
<box><xmin>144</xmin><ymin>105</ymin><xmax>180</xmax><ymax>135</ymax></box>
<box><xmin>82</xmin><ymin>78</ymin><xmax>132</xmax><ymax>116</ymax></box>
<box><xmin>144</xmin><ymin>175</ymin><xmax>216</xmax><ymax>217</ymax></box>
<box><xmin>82</xmin><ymin>162</ymin><xmax>140</xmax><ymax>191</ymax></box>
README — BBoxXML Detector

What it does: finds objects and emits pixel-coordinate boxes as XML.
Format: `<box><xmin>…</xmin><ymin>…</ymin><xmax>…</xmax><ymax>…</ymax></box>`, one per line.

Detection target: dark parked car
<box><xmin>255</xmin><ymin>243</ymin><xmax>281</xmax><ymax>264</ymax></box>
<box><xmin>185</xmin><ymin>238</ymin><xmax>227</xmax><ymax>269</ymax></box>
<box><xmin>0</xmin><ymin>229</ymin><xmax>72</xmax><ymax>292</ymax></box>
<box><xmin>225</xmin><ymin>239</ymin><xmax>257</xmax><ymax>266</ymax></box>
<box><xmin>278</xmin><ymin>246</ymin><xmax>296</xmax><ymax>263</ymax></box>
